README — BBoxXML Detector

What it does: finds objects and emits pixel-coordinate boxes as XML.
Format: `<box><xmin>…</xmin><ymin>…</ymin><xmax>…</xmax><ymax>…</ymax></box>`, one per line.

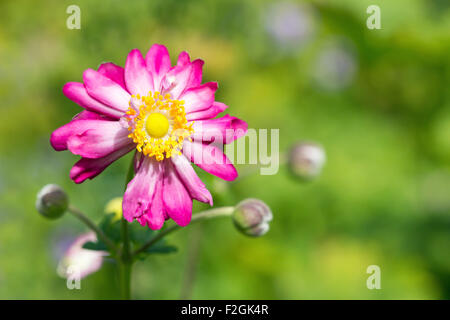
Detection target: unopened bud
<box><xmin>232</xmin><ymin>199</ymin><xmax>272</xmax><ymax>237</ymax></box>
<box><xmin>36</xmin><ymin>184</ymin><xmax>68</xmax><ymax>219</ymax></box>
<box><xmin>104</xmin><ymin>197</ymin><xmax>123</xmax><ymax>221</ymax></box>
<box><xmin>288</xmin><ymin>142</ymin><xmax>326</xmax><ymax>180</ymax></box>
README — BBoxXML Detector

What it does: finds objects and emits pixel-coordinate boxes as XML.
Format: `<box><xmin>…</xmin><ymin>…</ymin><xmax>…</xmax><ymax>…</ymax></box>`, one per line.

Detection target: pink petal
<box><xmin>145</xmin><ymin>44</ymin><xmax>172</xmax><ymax>91</ymax></box>
<box><xmin>83</xmin><ymin>68</ymin><xmax>131</xmax><ymax>112</ymax></box>
<box><xmin>63</xmin><ymin>82</ymin><xmax>124</xmax><ymax>119</ymax></box>
<box><xmin>70</xmin><ymin>144</ymin><xmax>135</xmax><ymax>183</ymax></box>
<box><xmin>72</xmin><ymin>110</ymin><xmax>107</xmax><ymax>121</ymax></box>
<box><xmin>137</xmin><ymin>178</ymin><xmax>165</xmax><ymax>230</ymax></box>
<box><xmin>183</xmin><ymin>140</ymin><xmax>238</xmax><ymax>181</ymax></box>
<box><xmin>187</xmin><ymin>59</ymin><xmax>204</xmax><ymax>88</ymax></box>
<box><xmin>162</xmin><ymin>63</ymin><xmax>192</xmax><ymax>99</ymax></box>
<box><xmin>186</xmin><ymin>101</ymin><xmax>228</xmax><ymax>121</ymax></box>
<box><xmin>66</xmin><ymin>121</ymin><xmax>131</xmax><ymax>158</ymax></box>
<box><xmin>51</xmin><ymin>118</ymin><xmax>113</xmax><ymax>151</ymax></box>
<box><xmin>191</xmin><ymin>115</ymin><xmax>248</xmax><ymax>144</ymax></box>
<box><xmin>175</xmin><ymin>52</ymin><xmax>203</xmax><ymax>89</ymax></box>
<box><xmin>177</xmin><ymin>51</ymin><xmax>191</xmax><ymax>67</ymax></box>
<box><xmin>122</xmin><ymin>157</ymin><xmax>163</xmax><ymax>221</ymax></box>
<box><xmin>97</xmin><ymin>62</ymin><xmax>126</xmax><ymax>90</ymax></box>
<box><xmin>171</xmin><ymin>153</ymin><xmax>213</xmax><ymax>205</ymax></box>
<box><xmin>125</xmin><ymin>49</ymin><xmax>154</xmax><ymax>96</ymax></box>
<box><xmin>163</xmin><ymin>160</ymin><xmax>192</xmax><ymax>227</ymax></box>
<box><xmin>181</xmin><ymin>82</ymin><xmax>218</xmax><ymax>113</ymax></box>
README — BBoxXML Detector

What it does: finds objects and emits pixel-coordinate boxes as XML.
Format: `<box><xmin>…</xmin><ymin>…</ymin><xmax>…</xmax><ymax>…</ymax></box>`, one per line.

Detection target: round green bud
<box><xmin>232</xmin><ymin>199</ymin><xmax>272</xmax><ymax>237</ymax></box>
<box><xmin>36</xmin><ymin>184</ymin><xmax>68</xmax><ymax>219</ymax></box>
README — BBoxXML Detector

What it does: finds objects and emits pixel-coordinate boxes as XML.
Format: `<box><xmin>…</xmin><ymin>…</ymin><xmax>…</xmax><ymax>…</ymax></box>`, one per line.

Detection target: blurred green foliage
<box><xmin>0</xmin><ymin>0</ymin><xmax>449</xmax><ymax>299</ymax></box>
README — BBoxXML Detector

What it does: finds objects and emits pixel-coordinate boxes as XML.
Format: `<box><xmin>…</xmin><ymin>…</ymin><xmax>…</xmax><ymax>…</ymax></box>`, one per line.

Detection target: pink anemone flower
<box><xmin>51</xmin><ymin>44</ymin><xmax>247</xmax><ymax>229</ymax></box>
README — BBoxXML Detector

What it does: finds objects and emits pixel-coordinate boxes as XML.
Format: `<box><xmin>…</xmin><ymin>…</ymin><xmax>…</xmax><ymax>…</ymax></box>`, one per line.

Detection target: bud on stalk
<box><xmin>232</xmin><ymin>199</ymin><xmax>272</xmax><ymax>237</ymax></box>
<box><xmin>36</xmin><ymin>184</ymin><xmax>68</xmax><ymax>219</ymax></box>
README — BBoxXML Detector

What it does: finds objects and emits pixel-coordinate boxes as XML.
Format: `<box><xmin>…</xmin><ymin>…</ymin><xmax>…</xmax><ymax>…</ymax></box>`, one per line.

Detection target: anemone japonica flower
<box><xmin>51</xmin><ymin>44</ymin><xmax>247</xmax><ymax>230</ymax></box>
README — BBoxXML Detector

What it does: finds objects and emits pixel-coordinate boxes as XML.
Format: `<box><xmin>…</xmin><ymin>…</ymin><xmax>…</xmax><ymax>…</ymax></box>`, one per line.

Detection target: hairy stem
<box><xmin>67</xmin><ymin>205</ymin><xmax>117</xmax><ymax>254</ymax></box>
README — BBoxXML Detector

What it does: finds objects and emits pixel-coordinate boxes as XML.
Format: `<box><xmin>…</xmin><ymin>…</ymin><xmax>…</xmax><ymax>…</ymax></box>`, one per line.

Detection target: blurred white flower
<box><xmin>264</xmin><ymin>1</ymin><xmax>316</xmax><ymax>51</ymax></box>
<box><xmin>288</xmin><ymin>141</ymin><xmax>326</xmax><ymax>180</ymax></box>
<box><xmin>313</xmin><ymin>39</ymin><xmax>358</xmax><ymax>91</ymax></box>
<box><xmin>57</xmin><ymin>232</ymin><xmax>107</xmax><ymax>279</ymax></box>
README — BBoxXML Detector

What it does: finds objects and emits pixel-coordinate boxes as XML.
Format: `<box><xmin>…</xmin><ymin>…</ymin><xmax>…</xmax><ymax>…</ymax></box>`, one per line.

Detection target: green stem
<box><xmin>67</xmin><ymin>205</ymin><xmax>117</xmax><ymax>254</ymax></box>
<box><xmin>118</xmin><ymin>157</ymin><xmax>135</xmax><ymax>300</ymax></box>
<box><xmin>118</xmin><ymin>255</ymin><xmax>132</xmax><ymax>300</ymax></box>
<box><xmin>132</xmin><ymin>206</ymin><xmax>235</xmax><ymax>257</ymax></box>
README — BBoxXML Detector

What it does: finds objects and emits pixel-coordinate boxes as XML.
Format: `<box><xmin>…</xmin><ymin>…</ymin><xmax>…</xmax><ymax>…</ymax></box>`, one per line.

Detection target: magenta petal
<box><xmin>191</xmin><ymin>114</ymin><xmax>248</xmax><ymax>144</ymax></box>
<box><xmin>83</xmin><ymin>68</ymin><xmax>131</xmax><ymax>112</ymax></box>
<box><xmin>66</xmin><ymin>121</ymin><xmax>131</xmax><ymax>158</ymax></box>
<box><xmin>162</xmin><ymin>160</ymin><xmax>192</xmax><ymax>227</ymax></box>
<box><xmin>183</xmin><ymin>140</ymin><xmax>238</xmax><ymax>181</ymax></box>
<box><xmin>98</xmin><ymin>62</ymin><xmax>126</xmax><ymax>90</ymax></box>
<box><xmin>63</xmin><ymin>82</ymin><xmax>124</xmax><ymax>119</ymax></box>
<box><xmin>171</xmin><ymin>153</ymin><xmax>213</xmax><ymax>205</ymax></box>
<box><xmin>187</xmin><ymin>59</ymin><xmax>204</xmax><ymax>88</ymax></box>
<box><xmin>70</xmin><ymin>144</ymin><xmax>135</xmax><ymax>183</ymax></box>
<box><xmin>175</xmin><ymin>52</ymin><xmax>203</xmax><ymax>89</ymax></box>
<box><xmin>138</xmin><ymin>178</ymin><xmax>165</xmax><ymax>230</ymax></box>
<box><xmin>186</xmin><ymin>101</ymin><xmax>228</xmax><ymax>121</ymax></box>
<box><xmin>50</xmin><ymin>111</ymin><xmax>113</xmax><ymax>151</ymax></box>
<box><xmin>50</xmin><ymin>118</ymin><xmax>112</xmax><ymax>151</ymax></box>
<box><xmin>181</xmin><ymin>82</ymin><xmax>218</xmax><ymax>114</ymax></box>
<box><xmin>145</xmin><ymin>44</ymin><xmax>172</xmax><ymax>91</ymax></box>
<box><xmin>125</xmin><ymin>49</ymin><xmax>154</xmax><ymax>96</ymax></box>
<box><xmin>162</xmin><ymin>63</ymin><xmax>193</xmax><ymax>99</ymax></box>
<box><xmin>177</xmin><ymin>51</ymin><xmax>191</xmax><ymax>67</ymax></box>
<box><xmin>122</xmin><ymin>157</ymin><xmax>162</xmax><ymax>222</ymax></box>
<box><xmin>72</xmin><ymin>110</ymin><xmax>106</xmax><ymax>121</ymax></box>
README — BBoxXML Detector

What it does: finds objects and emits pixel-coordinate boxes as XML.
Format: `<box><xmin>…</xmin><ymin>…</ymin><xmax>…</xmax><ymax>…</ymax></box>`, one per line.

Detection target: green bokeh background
<box><xmin>0</xmin><ymin>0</ymin><xmax>449</xmax><ymax>299</ymax></box>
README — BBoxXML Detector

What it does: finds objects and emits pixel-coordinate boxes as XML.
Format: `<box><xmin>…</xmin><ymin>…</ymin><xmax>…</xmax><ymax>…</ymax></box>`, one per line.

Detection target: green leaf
<box><xmin>135</xmin><ymin>243</ymin><xmax>178</xmax><ymax>260</ymax></box>
<box><xmin>82</xmin><ymin>241</ymin><xmax>107</xmax><ymax>251</ymax></box>
<box><xmin>146</xmin><ymin>244</ymin><xmax>178</xmax><ymax>254</ymax></box>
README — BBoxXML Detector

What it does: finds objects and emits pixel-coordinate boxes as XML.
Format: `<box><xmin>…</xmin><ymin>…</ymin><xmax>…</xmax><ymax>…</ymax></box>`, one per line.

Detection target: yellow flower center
<box><xmin>124</xmin><ymin>91</ymin><xmax>194</xmax><ymax>161</ymax></box>
<box><xmin>145</xmin><ymin>113</ymin><xmax>169</xmax><ymax>138</ymax></box>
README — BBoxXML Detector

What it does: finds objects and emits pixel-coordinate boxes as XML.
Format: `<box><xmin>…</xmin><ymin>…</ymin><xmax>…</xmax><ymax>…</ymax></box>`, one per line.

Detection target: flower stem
<box><xmin>132</xmin><ymin>206</ymin><xmax>235</xmax><ymax>257</ymax></box>
<box><xmin>118</xmin><ymin>252</ymin><xmax>132</xmax><ymax>300</ymax></box>
<box><xmin>67</xmin><ymin>205</ymin><xmax>117</xmax><ymax>254</ymax></box>
<box><xmin>118</xmin><ymin>156</ymin><xmax>135</xmax><ymax>300</ymax></box>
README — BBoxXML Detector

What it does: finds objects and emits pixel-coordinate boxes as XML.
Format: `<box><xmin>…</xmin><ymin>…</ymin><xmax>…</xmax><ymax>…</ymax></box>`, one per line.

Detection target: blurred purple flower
<box><xmin>313</xmin><ymin>39</ymin><xmax>358</xmax><ymax>91</ymax></box>
<box><xmin>264</xmin><ymin>1</ymin><xmax>316</xmax><ymax>51</ymax></box>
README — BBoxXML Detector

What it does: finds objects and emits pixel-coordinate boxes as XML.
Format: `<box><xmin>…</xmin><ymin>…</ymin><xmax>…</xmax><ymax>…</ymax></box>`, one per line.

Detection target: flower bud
<box><xmin>232</xmin><ymin>199</ymin><xmax>272</xmax><ymax>237</ymax></box>
<box><xmin>288</xmin><ymin>142</ymin><xmax>326</xmax><ymax>180</ymax></box>
<box><xmin>104</xmin><ymin>197</ymin><xmax>123</xmax><ymax>221</ymax></box>
<box><xmin>36</xmin><ymin>184</ymin><xmax>68</xmax><ymax>219</ymax></box>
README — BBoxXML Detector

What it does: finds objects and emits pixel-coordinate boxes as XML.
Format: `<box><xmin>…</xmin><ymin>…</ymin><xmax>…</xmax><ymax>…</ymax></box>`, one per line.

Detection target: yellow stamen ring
<box><xmin>125</xmin><ymin>91</ymin><xmax>194</xmax><ymax>161</ymax></box>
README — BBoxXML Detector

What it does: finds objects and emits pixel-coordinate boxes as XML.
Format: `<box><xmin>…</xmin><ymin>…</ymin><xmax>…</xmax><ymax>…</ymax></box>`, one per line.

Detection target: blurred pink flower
<box><xmin>51</xmin><ymin>44</ymin><xmax>247</xmax><ymax>229</ymax></box>
<box><xmin>57</xmin><ymin>232</ymin><xmax>106</xmax><ymax>279</ymax></box>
